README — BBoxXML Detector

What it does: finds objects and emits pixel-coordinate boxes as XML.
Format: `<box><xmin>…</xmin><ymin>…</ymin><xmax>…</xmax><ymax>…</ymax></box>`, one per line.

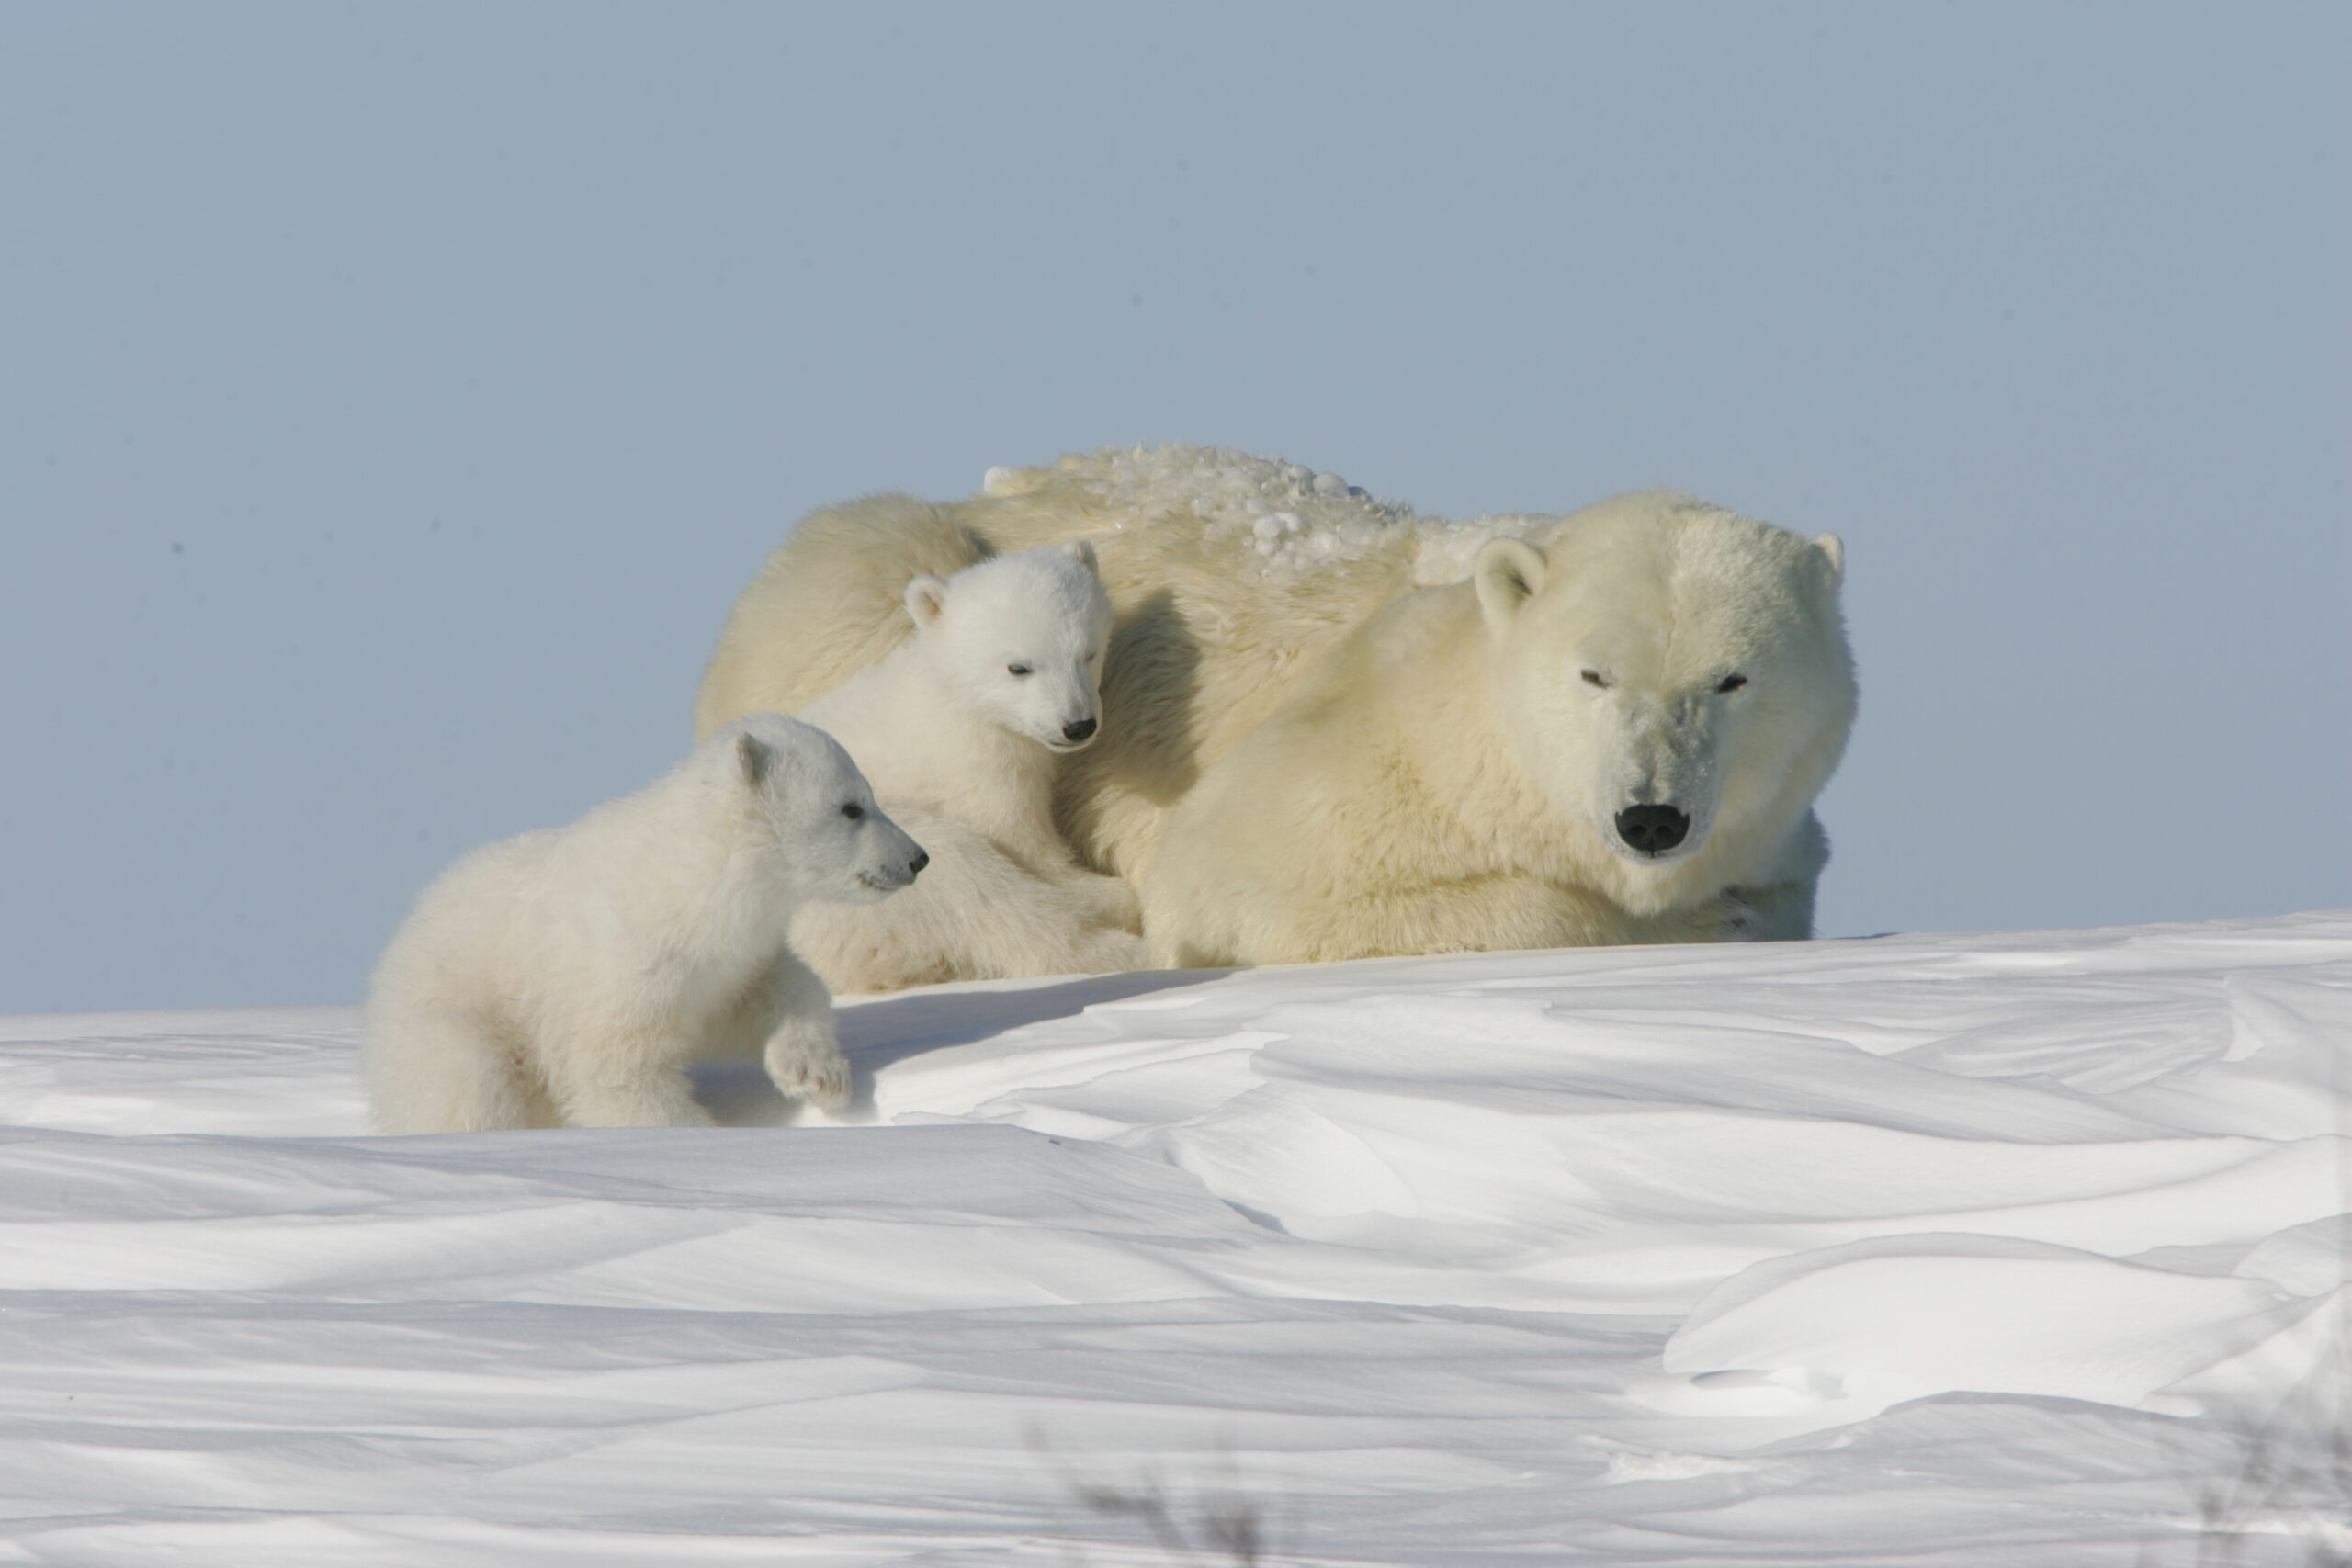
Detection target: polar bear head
<box><xmin>1474</xmin><ymin>494</ymin><xmax>1855</xmax><ymax>882</ymax></box>
<box><xmin>718</xmin><ymin>714</ymin><xmax>929</xmax><ymax>905</ymax></box>
<box><xmin>901</xmin><ymin>542</ymin><xmax>1114</xmax><ymax>752</ymax></box>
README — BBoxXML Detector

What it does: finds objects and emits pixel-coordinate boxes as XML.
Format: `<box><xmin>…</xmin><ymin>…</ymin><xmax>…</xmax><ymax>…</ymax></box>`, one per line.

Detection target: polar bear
<box><xmin>363</xmin><ymin>714</ymin><xmax>928</xmax><ymax>1133</ymax></box>
<box><xmin>695</xmin><ymin>446</ymin><xmax>1856</xmax><ymax>967</ymax></box>
<box><xmin>780</xmin><ymin>544</ymin><xmax>1146</xmax><ymax>990</ymax></box>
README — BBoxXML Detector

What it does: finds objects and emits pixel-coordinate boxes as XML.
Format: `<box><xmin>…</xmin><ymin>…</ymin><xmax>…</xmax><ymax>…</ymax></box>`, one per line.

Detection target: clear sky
<box><xmin>3</xmin><ymin>3</ymin><xmax>2345</xmax><ymax>1012</ymax></box>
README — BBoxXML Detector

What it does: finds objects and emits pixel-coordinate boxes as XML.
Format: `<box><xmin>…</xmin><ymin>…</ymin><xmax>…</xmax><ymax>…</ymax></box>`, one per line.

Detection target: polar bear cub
<box><xmin>789</xmin><ymin>542</ymin><xmax>1148</xmax><ymax>991</ymax></box>
<box><xmin>363</xmin><ymin>714</ymin><xmax>928</xmax><ymax>1133</ymax></box>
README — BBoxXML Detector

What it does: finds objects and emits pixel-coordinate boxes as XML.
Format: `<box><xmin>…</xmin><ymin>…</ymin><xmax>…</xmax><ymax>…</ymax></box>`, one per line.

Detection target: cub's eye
<box><xmin>1581</xmin><ymin>670</ymin><xmax>1608</xmax><ymax>689</ymax></box>
<box><xmin>1716</xmin><ymin>674</ymin><xmax>1748</xmax><ymax>694</ymax></box>
<box><xmin>840</xmin><ymin>803</ymin><xmax>864</xmax><ymax>821</ymax></box>
<box><xmin>1007</xmin><ymin>663</ymin><xmax>1033</xmax><ymax>677</ymax></box>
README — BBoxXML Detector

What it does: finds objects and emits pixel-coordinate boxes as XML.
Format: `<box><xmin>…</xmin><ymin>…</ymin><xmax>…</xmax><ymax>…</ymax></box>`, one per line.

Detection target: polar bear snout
<box><xmin>1041</xmin><ymin>709</ymin><xmax>1101</xmax><ymax>751</ymax></box>
<box><xmin>1615</xmin><ymin>804</ymin><xmax>1692</xmax><ymax>856</ymax></box>
<box><xmin>861</xmin><ymin>845</ymin><xmax>929</xmax><ymax>893</ymax></box>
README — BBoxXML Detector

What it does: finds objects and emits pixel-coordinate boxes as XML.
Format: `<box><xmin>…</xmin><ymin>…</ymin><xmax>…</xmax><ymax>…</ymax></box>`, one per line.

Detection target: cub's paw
<box><xmin>763</xmin><ymin>1030</ymin><xmax>853</xmax><ymax>1111</ymax></box>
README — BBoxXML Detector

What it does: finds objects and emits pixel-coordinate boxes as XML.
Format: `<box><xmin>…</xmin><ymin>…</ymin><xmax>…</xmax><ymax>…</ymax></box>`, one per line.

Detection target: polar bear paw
<box><xmin>763</xmin><ymin>1024</ymin><xmax>854</xmax><ymax>1111</ymax></box>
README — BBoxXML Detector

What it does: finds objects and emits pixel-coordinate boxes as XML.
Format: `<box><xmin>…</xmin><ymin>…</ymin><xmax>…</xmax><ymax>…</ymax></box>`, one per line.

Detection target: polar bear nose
<box><xmin>1062</xmin><ymin>717</ymin><xmax>1098</xmax><ymax>744</ymax></box>
<box><xmin>1616</xmin><ymin>805</ymin><xmax>1690</xmax><ymax>855</ymax></box>
<box><xmin>907</xmin><ymin>851</ymin><xmax>930</xmax><ymax>878</ymax></box>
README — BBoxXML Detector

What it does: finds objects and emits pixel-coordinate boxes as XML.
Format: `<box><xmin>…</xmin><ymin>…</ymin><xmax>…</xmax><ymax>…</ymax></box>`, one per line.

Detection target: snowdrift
<box><xmin>2</xmin><ymin>912</ymin><xmax>2346</xmax><ymax>1564</ymax></box>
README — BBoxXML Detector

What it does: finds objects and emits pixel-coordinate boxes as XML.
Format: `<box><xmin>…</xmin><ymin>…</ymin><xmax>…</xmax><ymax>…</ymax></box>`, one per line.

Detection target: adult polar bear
<box><xmin>697</xmin><ymin>446</ymin><xmax>1856</xmax><ymax>966</ymax></box>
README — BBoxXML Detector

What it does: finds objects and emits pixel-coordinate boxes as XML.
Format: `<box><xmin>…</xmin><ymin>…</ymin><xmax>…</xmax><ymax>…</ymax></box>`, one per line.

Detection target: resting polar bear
<box><xmin>697</xmin><ymin>446</ymin><xmax>1856</xmax><ymax>967</ymax></box>
<box><xmin>364</xmin><ymin>715</ymin><xmax>927</xmax><ymax>1132</ymax></box>
<box><xmin>784</xmin><ymin>544</ymin><xmax>1149</xmax><ymax>990</ymax></box>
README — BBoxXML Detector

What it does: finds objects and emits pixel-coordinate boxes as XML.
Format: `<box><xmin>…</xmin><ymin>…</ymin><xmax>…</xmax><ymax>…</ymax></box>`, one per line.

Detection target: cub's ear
<box><xmin>1474</xmin><ymin>537</ymin><xmax>1548</xmax><ymax>627</ymax></box>
<box><xmin>1060</xmin><ymin>539</ymin><xmax>1100</xmax><ymax>574</ymax></box>
<box><xmin>735</xmin><ymin>731</ymin><xmax>773</xmax><ymax>788</ymax></box>
<box><xmin>1814</xmin><ymin>533</ymin><xmax>1845</xmax><ymax>585</ymax></box>
<box><xmin>903</xmin><ymin>574</ymin><xmax>948</xmax><ymax>627</ymax></box>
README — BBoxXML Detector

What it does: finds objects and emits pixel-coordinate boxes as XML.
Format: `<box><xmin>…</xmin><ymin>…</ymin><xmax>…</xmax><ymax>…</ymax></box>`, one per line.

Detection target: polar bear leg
<box><xmin>925</xmin><ymin>813</ymin><xmax>1150</xmax><ymax>977</ymax></box>
<box><xmin>760</xmin><ymin>951</ymin><xmax>853</xmax><ymax>1111</ymax></box>
<box><xmin>697</xmin><ymin>955</ymin><xmax>790</xmax><ymax>1063</ymax></box>
<box><xmin>539</xmin><ymin>1033</ymin><xmax>717</xmax><ymax>1128</ymax></box>
<box><xmin>365</xmin><ymin>1003</ymin><xmax>554</xmax><ymax>1134</ymax></box>
<box><xmin>793</xmin><ymin>827</ymin><xmax>1147</xmax><ymax>989</ymax></box>
<box><xmin>790</xmin><ymin>898</ymin><xmax>940</xmax><ymax>995</ymax></box>
<box><xmin>933</xmin><ymin>855</ymin><xmax>1152</xmax><ymax>978</ymax></box>
<box><xmin>554</xmin><ymin>1067</ymin><xmax>713</xmax><ymax>1128</ymax></box>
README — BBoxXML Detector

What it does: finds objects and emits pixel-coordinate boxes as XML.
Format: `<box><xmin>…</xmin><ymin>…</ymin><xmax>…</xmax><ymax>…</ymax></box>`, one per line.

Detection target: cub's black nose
<box><xmin>1615</xmin><ymin>805</ymin><xmax>1690</xmax><ymax>854</ymax></box>
<box><xmin>1062</xmin><ymin>716</ymin><xmax>1098</xmax><ymax>744</ymax></box>
<box><xmin>907</xmin><ymin>851</ymin><xmax>930</xmax><ymax>877</ymax></box>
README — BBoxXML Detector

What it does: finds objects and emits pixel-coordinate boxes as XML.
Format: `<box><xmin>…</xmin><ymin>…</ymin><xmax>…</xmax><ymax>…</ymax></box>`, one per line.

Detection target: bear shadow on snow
<box><xmin>688</xmin><ymin>965</ymin><xmax>1219</xmax><ymax>1127</ymax></box>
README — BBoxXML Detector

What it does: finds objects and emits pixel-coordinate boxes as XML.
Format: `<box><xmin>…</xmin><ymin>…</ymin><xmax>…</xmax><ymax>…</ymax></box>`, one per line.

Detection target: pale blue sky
<box><xmin>4</xmin><ymin>3</ymin><xmax>2345</xmax><ymax>1011</ymax></box>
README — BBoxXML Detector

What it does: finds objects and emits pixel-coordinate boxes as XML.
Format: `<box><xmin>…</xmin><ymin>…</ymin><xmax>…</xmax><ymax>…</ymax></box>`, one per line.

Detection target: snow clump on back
<box><xmin>1016</xmin><ymin>444</ymin><xmax>1545</xmax><ymax>586</ymax></box>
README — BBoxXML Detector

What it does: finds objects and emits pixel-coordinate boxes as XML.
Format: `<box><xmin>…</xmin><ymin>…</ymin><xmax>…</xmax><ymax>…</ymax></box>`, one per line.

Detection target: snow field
<box><xmin>1</xmin><ymin>911</ymin><xmax>2346</xmax><ymax>1563</ymax></box>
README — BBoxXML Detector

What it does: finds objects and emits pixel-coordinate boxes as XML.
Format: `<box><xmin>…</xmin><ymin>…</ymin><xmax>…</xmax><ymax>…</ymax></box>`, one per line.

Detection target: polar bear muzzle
<box><xmin>859</xmin><ymin>846</ymin><xmax>929</xmax><ymax>893</ymax></box>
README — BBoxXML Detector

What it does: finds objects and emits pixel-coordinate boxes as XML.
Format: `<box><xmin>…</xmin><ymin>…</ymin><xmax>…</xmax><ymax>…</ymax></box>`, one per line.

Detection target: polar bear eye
<box><xmin>1007</xmin><ymin>663</ymin><xmax>1033</xmax><ymax>677</ymax></box>
<box><xmin>1581</xmin><ymin>670</ymin><xmax>1609</xmax><ymax>689</ymax></box>
<box><xmin>1716</xmin><ymin>674</ymin><xmax>1748</xmax><ymax>694</ymax></box>
<box><xmin>840</xmin><ymin>803</ymin><xmax>864</xmax><ymax>821</ymax></box>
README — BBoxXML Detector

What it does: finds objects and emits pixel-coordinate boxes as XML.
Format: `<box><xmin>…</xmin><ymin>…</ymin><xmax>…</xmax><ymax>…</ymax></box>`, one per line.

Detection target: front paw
<box><xmin>764</xmin><ymin>1028</ymin><xmax>853</xmax><ymax>1111</ymax></box>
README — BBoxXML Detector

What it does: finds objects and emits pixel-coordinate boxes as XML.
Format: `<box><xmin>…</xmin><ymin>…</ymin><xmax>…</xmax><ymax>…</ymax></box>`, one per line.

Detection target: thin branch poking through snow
<box><xmin>1032</xmin><ymin>1426</ymin><xmax>1290</xmax><ymax>1565</ymax></box>
<box><xmin>2186</xmin><ymin>1373</ymin><xmax>2352</xmax><ymax>1565</ymax></box>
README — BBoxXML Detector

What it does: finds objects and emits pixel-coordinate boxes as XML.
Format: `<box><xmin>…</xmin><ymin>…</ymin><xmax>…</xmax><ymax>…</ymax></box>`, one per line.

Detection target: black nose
<box><xmin>1062</xmin><ymin>716</ymin><xmax>1097</xmax><ymax>743</ymax></box>
<box><xmin>907</xmin><ymin>851</ymin><xmax>929</xmax><ymax>877</ymax></box>
<box><xmin>1615</xmin><ymin>805</ymin><xmax>1690</xmax><ymax>854</ymax></box>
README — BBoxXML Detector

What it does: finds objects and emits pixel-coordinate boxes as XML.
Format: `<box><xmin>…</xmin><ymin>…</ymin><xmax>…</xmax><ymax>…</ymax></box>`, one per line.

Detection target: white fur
<box><xmin>789</xmin><ymin>544</ymin><xmax>1148</xmax><ymax>990</ymax></box>
<box><xmin>363</xmin><ymin>715</ymin><xmax>927</xmax><ymax>1133</ymax></box>
<box><xmin>696</xmin><ymin>446</ymin><xmax>1857</xmax><ymax>970</ymax></box>
<box><xmin>1139</xmin><ymin>491</ymin><xmax>1855</xmax><ymax>964</ymax></box>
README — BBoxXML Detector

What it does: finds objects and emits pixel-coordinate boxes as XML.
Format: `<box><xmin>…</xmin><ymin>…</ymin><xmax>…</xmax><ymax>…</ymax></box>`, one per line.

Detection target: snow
<box><xmin>1043</xmin><ymin>445</ymin><xmax>1747</xmax><ymax>590</ymax></box>
<box><xmin>2</xmin><ymin>912</ymin><xmax>2346</xmax><ymax>1564</ymax></box>
<box><xmin>1035</xmin><ymin>444</ymin><xmax>1568</xmax><ymax>585</ymax></box>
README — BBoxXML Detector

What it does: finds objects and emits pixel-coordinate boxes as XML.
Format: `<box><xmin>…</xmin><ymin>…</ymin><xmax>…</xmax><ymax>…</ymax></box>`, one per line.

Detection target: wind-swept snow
<box><xmin>2</xmin><ymin>913</ymin><xmax>2346</xmax><ymax>1564</ymax></box>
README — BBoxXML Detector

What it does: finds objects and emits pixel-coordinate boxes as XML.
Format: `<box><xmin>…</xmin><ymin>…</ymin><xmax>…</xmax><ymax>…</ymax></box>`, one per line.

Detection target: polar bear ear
<box><xmin>1814</xmin><ymin>534</ymin><xmax>1845</xmax><ymax>584</ymax></box>
<box><xmin>735</xmin><ymin>732</ymin><xmax>773</xmax><ymax>788</ymax></box>
<box><xmin>1474</xmin><ymin>537</ymin><xmax>1549</xmax><ymax>627</ymax></box>
<box><xmin>903</xmin><ymin>574</ymin><xmax>949</xmax><ymax>628</ymax></box>
<box><xmin>1060</xmin><ymin>539</ymin><xmax>1100</xmax><ymax>575</ymax></box>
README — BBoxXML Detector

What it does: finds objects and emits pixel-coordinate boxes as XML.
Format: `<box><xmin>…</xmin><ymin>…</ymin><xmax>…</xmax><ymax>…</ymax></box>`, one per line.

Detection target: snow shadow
<box><xmin>692</xmin><ymin>965</ymin><xmax>1220</xmax><ymax>1127</ymax></box>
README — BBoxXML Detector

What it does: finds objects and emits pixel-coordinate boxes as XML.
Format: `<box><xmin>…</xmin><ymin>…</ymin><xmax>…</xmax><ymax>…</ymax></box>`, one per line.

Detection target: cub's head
<box><xmin>1474</xmin><ymin>494</ymin><xmax>1856</xmax><ymax>878</ymax></box>
<box><xmin>901</xmin><ymin>541</ymin><xmax>1114</xmax><ymax>752</ymax></box>
<box><xmin>716</xmin><ymin>713</ymin><xmax>928</xmax><ymax>904</ymax></box>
